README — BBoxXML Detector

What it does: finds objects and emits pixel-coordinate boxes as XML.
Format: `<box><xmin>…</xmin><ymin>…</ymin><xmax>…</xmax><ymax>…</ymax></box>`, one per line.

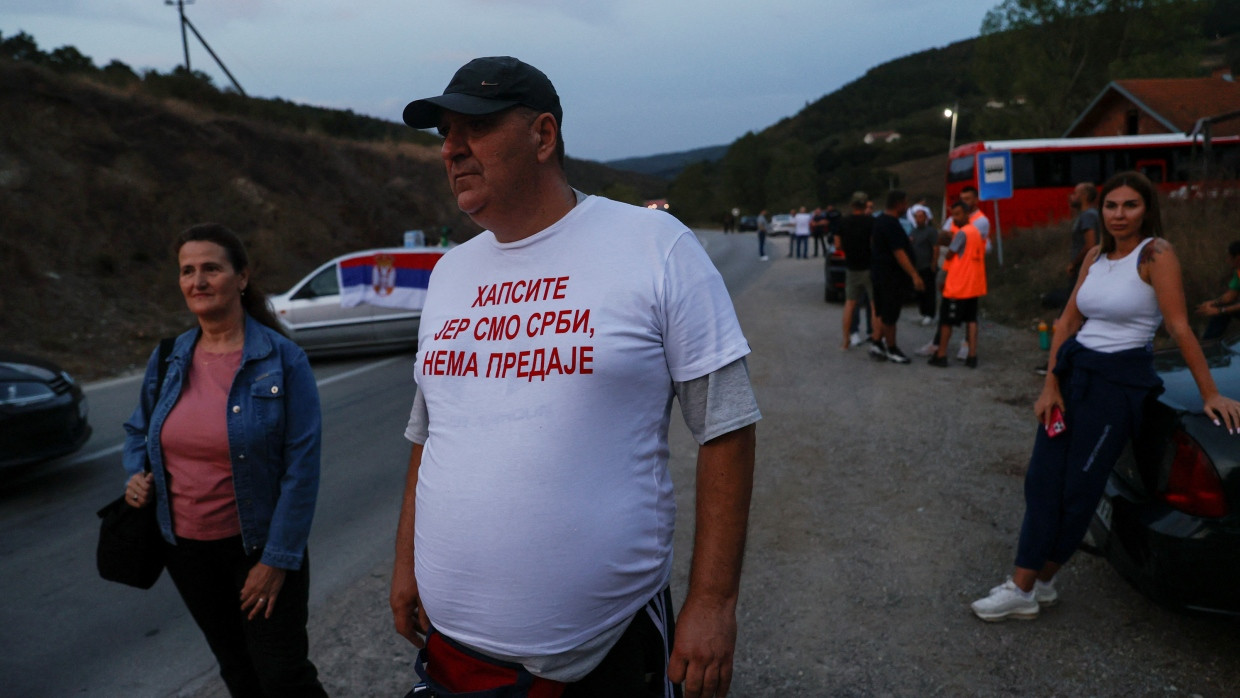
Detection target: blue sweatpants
<box><xmin>1014</xmin><ymin>350</ymin><xmax>1156</xmax><ymax>570</ymax></box>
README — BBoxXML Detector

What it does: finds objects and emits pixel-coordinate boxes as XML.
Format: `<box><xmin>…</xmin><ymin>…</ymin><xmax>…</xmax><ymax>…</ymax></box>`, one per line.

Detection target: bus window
<box><xmin>1135</xmin><ymin>159</ymin><xmax>1166</xmax><ymax>184</ymax></box>
<box><xmin>1070</xmin><ymin>152</ymin><xmax>1101</xmax><ymax>185</ymax></box>
<box><xmin>948</xmin><ymin>155</ymin><xmax>975</xmax><ymax>182</ymax></box>
<box><xmin>1013</xmin><ymin>153</ymin><xmax>1036</xmax><ymax>189</ymax></box>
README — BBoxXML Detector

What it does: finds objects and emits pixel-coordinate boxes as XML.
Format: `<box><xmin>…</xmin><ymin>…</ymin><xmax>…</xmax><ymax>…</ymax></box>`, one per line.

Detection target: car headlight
<box><xmin>1</xmin><ymin>381</ymin><xmax>57</xmax><ymax>407</ymax></box>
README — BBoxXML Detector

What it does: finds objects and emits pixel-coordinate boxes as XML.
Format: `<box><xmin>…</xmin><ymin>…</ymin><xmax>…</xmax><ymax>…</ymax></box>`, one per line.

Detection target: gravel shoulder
<box><xmin>191</xmin><ymin>246</ymin><xmax>1239</xmax><ymax>698</ymax></box>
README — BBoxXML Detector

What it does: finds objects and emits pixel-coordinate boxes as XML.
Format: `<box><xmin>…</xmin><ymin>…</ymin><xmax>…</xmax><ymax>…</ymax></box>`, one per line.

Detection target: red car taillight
<box><xmin>1159</xmin><ymin>431</ymin><xmax>1228</xmax><ymax>518</ymax></box>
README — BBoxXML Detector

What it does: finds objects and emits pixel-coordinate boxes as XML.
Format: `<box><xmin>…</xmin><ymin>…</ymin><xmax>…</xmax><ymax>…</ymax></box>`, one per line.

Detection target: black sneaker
<box><xmin>965</xmin><ymin>356</ymin><xmax>978</xmax><ymax>369</ymax></box>
<box><xmin>869</xmin><ymin>338</ymin><xmax>888</xmax><ymax>361</ymax></box>
<box><xmin>927</xmin><ymin>355</ymin><xmax>948</xmax><ymax>367</ymax></box>
<box><xmin>885</xmin><ymin>345</ymin><xmax>910</xmax><ymax>364</ymax></box>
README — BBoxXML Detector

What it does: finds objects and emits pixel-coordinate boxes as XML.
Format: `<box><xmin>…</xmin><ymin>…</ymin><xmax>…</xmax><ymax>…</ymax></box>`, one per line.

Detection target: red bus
<box><xmin>944</xmin><ymin>134</ymin><xmax>1240</xmax><ymax>231</ymax></box>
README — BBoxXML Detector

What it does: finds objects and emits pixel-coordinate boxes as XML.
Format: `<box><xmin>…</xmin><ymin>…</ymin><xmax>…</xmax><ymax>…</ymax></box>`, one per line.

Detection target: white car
<box><xmin>769</xmin><ymin>214</ymin><xmax>796</xmax><ymax>235</ymax></box>
<box><xmin>269</xmin><ymin>247</ymin><xmax>447</xmax><ymax>356</ymax></box>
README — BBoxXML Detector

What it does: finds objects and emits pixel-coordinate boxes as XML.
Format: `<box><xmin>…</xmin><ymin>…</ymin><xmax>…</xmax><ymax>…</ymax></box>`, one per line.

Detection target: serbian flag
<box><xmin>338</xmin><ymin>251</ymin><xmax>443</xmax><ymax>310</ymax></box>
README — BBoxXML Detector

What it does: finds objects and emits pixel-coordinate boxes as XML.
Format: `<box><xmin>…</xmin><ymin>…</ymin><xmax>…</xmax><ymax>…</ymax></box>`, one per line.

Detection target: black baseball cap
<box><xmin>403</xmin><ymin>56</ymin><xmax>562</xmax><ymax>130</ymax></box>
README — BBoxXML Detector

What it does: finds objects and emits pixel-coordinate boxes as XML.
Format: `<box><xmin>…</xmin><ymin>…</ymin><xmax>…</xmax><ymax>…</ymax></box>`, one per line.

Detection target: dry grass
<box><xmin>984</xmin><ymin>196</ymin><xmax>1240</xmax><ymax>344</ymax></box>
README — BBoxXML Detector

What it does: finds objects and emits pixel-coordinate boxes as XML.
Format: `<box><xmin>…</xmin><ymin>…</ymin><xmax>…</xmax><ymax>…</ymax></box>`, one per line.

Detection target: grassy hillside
<box><xmin>0</xmin><ymin>57</ymin><xmax>661</xmax><ymax>379</ymax></box>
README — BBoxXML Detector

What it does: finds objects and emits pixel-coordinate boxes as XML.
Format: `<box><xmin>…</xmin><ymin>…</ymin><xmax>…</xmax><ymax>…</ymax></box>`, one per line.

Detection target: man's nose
<box><xmin>441</xmin><ymin>128</ymin><xmax>468</xmax><ymax>161</ymax></box>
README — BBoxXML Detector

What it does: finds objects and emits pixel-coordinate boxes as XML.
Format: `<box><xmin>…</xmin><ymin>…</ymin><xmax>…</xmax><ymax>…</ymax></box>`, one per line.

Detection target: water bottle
<box><xmin>1038</xmin><ymin>321</ymin><xmax>1051</xmax><ymax>350</ymax></box>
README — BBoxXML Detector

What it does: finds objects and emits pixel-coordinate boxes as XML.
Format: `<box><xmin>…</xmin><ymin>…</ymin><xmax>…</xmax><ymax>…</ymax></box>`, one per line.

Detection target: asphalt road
<box><xmin>4</xmin><ymin>230</ymin><xmax>1238</xmax><ymax>697</ymax></box>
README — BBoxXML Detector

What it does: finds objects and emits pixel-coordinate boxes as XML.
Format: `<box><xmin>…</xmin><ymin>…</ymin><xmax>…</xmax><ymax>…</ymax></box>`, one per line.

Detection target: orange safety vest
<box><xmin>941</xmin><ymin>209</ymin><xmax>987</xmax><ymax>275</ymax></box>
<box><xmin>943</xmin><ymin>222</ymin><xmax>987</xmax><ymax>299</ymax></box>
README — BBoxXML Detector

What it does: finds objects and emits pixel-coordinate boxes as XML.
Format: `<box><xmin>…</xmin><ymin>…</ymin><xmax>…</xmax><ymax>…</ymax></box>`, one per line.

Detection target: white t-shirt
<box><xmin>794</xmin><ymin>212</ymin><xmax>813</xmax><ymax>236</ymax></box>
<box><xmin>410</xmin><ymin>194</ymin><xmax>751</xmax><ymax>660</ymax></box>
<box><xmin>1075</xmin><ymin>238</ymin><xmax>1162</xmax><ymax>352</ymax></box>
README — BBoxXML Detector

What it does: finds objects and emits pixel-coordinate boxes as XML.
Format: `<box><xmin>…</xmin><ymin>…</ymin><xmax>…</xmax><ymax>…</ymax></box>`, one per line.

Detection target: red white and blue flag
<box><xmin>338</xmin><ymin>251</ymin><xmax>443</xmax><ymax>310</ymax></box>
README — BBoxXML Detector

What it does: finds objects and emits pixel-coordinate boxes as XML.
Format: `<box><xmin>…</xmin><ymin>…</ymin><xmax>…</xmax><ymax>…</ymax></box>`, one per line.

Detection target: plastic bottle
<box><xmin>1038</xmin><ymin>321</ymin><xmax>1051</xmax><ymax>350</ymax></box>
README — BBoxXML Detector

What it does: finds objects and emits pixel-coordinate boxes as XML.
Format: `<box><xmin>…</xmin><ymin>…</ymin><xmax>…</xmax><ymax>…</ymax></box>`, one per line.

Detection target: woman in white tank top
<box><xmin>970</xmin><ymin>172</ymin><xmax>1240</xmax><ymax>622</ymax></box>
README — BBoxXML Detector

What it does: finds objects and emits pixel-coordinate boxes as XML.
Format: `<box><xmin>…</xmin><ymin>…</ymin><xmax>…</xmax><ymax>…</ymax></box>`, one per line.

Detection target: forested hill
<box><xmin>665</xmin><ymin>0</ymin><xmax>1240</xmax><ymax>225</ymax></box>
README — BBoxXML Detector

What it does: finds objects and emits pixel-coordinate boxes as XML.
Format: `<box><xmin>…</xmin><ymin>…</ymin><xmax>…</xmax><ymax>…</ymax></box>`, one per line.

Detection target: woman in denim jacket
<box><xmin>122</xmin><ymin>224</ymin><xmax>327</xmax><ymax>697</ymax></box>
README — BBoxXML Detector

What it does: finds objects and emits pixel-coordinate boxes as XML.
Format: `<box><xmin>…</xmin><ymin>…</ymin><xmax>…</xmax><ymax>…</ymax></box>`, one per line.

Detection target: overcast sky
<box><xmin>3</xmin><ymin>0</ymin><xmax>1000</xmax><ymax>162</ymax></box>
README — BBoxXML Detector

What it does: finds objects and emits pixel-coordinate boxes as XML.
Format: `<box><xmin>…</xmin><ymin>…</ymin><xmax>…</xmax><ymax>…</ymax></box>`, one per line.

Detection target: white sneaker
<box><xmin>849</xmin><ymin>332</ymin><xmax>865</xmax><ymax>347</ymax></box>
<box><xmin>919</xmin><ymin>315</ymin><xmax>935</xmax><ymax>326</ymax></box>
<box><xmin>956</xmin><ymin>342</ymin><xmax>970</xmax><ymax>362</ymax></box>
<box><xmin>989</xmin><ymin>577</ymin><xmax>1057</xmax><ymax>606</ymax></box>
<box><xmin>972</xmin><ymin>579</ymin><xmax>1040</xmax><ymax>621</ymax></box>
<box><xmin>759</xmin><ymin>255</ymin><xmax>769</xmax><ymax>261</ymax></box>
<box><xmin>914</xmin><ymin>341</ymin><xmax>937</xmax><ymax>357</ymax></box>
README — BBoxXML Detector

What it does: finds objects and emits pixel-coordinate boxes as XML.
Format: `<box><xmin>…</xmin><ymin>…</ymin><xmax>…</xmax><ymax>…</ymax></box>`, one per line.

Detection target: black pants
<box><xmin>563</xmin><ymin>588</ymin><xmax>681</xmax><ymax>698</ymax></box>
<box><xmin>917</xmin><ymin>268</ymin><xmax>937</xmax><ymax>318</ymax></box>
<box><xmin>165</xmin><ymin>536</ymin><xmax>327</xmax><ymax>698</ymax></box>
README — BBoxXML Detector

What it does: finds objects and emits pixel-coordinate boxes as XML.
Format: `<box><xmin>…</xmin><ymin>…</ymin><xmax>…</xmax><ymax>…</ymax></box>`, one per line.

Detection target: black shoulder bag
<box><xmin>96</xmin><ymin>337</ymin><xmax>175</xmax><ymax>589</ymax></box>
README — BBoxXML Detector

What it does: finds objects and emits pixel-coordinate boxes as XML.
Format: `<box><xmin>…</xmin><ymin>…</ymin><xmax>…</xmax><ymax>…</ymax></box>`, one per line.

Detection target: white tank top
<box><xmin>1075</xmin><ymin>237</ymin><xmax>1162</xmax><ymax>353</ymax></box>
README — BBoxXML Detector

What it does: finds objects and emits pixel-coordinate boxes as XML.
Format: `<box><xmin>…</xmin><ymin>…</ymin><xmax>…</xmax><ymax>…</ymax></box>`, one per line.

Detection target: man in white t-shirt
<box><xmin>391</xmin><ymin>56</ymin><xmax>760</xmax><ymax>698</ymax></box>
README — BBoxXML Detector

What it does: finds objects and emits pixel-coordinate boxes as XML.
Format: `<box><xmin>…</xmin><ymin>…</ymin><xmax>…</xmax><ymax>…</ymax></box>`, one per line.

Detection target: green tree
<box><xmin>47</xmin><ymin>45</ymin><xmax>96</xmax><ymax>74</ymax></box>
<box><xmin>667</xmin><ymin>161</ymin><xmax>722</xmax><ymax>224</ymax></box>
<box><xmin>0</xmin><ymin>31</ymin><xmax>45</xmax><ymax>63</ymax></box>
<box><xmin>764</xmin><ymin>140</ymin><xmax>817</xmax><ymax>211</ymax></box>
<box><xmin>973</xmin><ymin>0</ymin><xmax>1206</xmax><ymax>137</ymax></box>
<box><xmin>722</xmin><ymin>132</ymin><xmax>770</xmax><ymax>212</ymax></box>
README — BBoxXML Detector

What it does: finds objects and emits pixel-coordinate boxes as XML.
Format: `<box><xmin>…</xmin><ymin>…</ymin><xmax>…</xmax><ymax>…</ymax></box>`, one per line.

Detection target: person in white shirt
<box><xmin>391</xmin><ymin>56</ymin><xmax>760</xmax><ymax>698</ymax></box>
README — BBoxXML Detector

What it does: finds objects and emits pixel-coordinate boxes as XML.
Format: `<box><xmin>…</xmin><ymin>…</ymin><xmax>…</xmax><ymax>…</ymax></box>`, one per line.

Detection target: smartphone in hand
<box><xmin>1046</xmin><ymin>405</ymin><xmax>1067</xmax><ymax>438</ymax></box>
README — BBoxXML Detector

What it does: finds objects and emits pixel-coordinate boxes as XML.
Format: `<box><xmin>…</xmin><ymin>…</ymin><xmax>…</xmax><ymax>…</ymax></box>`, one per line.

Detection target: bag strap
<box><xmin>143</xmin><ymin>337</ymin><xmax>176</xmax><ymax>475</ymax></box>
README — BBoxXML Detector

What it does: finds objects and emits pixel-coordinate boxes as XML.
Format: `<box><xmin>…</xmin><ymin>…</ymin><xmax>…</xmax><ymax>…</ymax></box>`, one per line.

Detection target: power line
<box><xmin>164</xmin><ymin>0</ymin><xmax>246</xmax><ymax>96</ymax></box>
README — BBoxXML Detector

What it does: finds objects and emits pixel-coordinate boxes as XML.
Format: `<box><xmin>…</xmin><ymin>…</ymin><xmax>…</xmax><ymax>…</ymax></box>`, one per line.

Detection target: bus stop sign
<box><xmin>977</xmin><ymin>151</ymin><xmax>1013</xmax><ymax>201</ymax></box>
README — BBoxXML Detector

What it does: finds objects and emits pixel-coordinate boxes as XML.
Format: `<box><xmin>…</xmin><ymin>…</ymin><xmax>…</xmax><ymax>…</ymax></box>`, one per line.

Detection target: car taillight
<box><xmin>1159</xmin><ymin>431</ymin><xmax>1228</xmax><ymax>518</ymax></box>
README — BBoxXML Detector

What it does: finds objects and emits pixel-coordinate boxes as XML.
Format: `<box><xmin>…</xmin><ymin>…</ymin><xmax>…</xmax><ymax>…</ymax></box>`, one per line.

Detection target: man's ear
<box><xmin>532</xmin><ymin>113</ymin><xmax>559</xmax><ymax>164</ymax></box>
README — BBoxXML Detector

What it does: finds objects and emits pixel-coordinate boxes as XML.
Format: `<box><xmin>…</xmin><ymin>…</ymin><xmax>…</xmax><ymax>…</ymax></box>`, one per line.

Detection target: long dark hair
<box><xmin>1097</xmin><ymin>171</ymin><xmax>1162</xmax><ymax>254</ymax></box>
<box><xmin>175</xmin><ymin>223</ymin><xmax>287</xmax><ymax>336</ymax></box>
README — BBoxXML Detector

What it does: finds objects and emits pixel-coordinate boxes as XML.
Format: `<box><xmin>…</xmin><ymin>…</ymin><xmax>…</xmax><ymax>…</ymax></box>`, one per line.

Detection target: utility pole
<box><xmin>168</xmin><ymin>0</ymin><xmax>192</xmax><ymax>71</ymax></box>
<box><xmin>165</xmin><ymin>0</ymin><xmax>247</xmax><ymax>96</ymax></box>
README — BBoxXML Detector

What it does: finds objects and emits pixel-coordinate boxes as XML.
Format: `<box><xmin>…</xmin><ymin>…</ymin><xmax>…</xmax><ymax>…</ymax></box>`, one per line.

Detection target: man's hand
<box><xmin>390</xmin><ymin>560</ymin><xmax>429</xmax><ymax>647</ymax></box>
<box><xmin>669</xmin><ymin>424</ymin><xmax>754</xmax><ymax>698</ymax></box>
<box><xmin>668</xmin><ymin>593</ymin><xmax>737</xmax><ymax>698</ymax></box>
<box><xmin>392</xmin><ymin>443</ymin><xmax>428</xmax><ymax>647</ymax></box>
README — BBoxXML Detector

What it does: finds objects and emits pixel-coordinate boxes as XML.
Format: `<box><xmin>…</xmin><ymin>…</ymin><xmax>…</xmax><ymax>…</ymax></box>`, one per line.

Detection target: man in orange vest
<box><xmin>929</xmin><ymin>201</ymin><xmax>987</xmax><ymax>368</ymax></box>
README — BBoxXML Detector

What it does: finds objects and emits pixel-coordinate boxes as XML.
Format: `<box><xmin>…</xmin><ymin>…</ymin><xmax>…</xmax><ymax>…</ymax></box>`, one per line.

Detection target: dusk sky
<box><xmin>4</xmin><ymin>0</ymin><xmax>1001</xmax><ymax>162</ymax></box>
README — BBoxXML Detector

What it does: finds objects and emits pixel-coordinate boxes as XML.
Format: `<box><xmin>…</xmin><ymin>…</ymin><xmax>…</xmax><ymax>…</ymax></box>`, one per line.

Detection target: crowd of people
<box><xmin>110</xmin><ymin>54</ymin><xmax>1240</xmax><ymax>698</ymax></box>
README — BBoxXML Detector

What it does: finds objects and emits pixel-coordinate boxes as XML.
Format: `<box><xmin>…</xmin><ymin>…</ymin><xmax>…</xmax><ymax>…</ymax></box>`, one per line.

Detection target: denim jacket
<box><xmin>123</xmin><ymin>314</ymin><xmax>322</xmax><ymax>570</ymax></box>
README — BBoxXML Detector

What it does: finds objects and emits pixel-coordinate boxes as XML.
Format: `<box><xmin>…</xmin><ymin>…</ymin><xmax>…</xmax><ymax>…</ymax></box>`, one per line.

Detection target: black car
<box><xmin>737</xmin><ymin>215</ymin><xmax>758</xmax><ymax>232</ymax></box>
<box><xmin>1086</xmin><ymin>335</ymin><xmax>1240</xmax><ymax>616</ymax></box>
<box><xmin>0</xmin><ymin>351</ymin><xmax>91</xmax><ymax>468</ymax></box>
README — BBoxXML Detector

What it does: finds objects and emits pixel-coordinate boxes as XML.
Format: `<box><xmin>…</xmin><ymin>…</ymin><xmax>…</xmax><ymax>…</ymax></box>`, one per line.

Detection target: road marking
<box><xmin>83</xmin><ymin>373</ymin><xmax>144</xmax><ymax>393</ymax></box>
<box><xmin>68</xmin><ymin>356</ymin><xmax>409</xmax><ymax>465</ymax></box>
<box><xmin>314</xmin><ymin>355</ymin><xmax>407</xmax><ymax>388</ymax></box>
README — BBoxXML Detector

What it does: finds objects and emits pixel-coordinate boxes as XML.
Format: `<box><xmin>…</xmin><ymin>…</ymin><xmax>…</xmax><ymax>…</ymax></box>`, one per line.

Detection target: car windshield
<box><xmin>292</xmin><ymin>266</ymin><xmax>339</xmax><ymax>300</ymax></box>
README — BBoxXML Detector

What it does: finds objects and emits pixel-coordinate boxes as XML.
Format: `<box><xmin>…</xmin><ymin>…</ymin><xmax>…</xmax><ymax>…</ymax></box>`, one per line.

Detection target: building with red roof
<box><xmin>1064</xmin><ymin>69</ymin><xmax>1240</xmax><ymax>138</ymax></box>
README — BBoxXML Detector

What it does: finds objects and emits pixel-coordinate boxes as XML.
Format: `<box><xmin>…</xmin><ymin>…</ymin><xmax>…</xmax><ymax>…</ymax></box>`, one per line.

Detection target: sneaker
<box><xmin>927</xmin><ymin>355</ymin><xmax>948</xmax><ymax>367</ymax></box>
<box><xmin>869</xmin><ymin>339</ymin><xmax>888</xmax><ymax>361</ymax></box>
<box><xmin>965</xmin><ymin>356</ymin><xmax>978</xmax><ymax>369</ymax></box>
<box><xmin>914</xmin><ymin>341</ymin><xmax>937</xmax><ymax>357</ymax></box>
<box><xmin>1034</xmin><ymin>363</ymin><xmax>1048</xmax><ymax>376</ymax></box>
<box><xmin>885</xmin><ymin>345</ymin><xmax>910</xmax><ymax>364</ymax></box>
<box><xmin>919</xmin><ymin>315</ymin><xmax>935</xmax><ymax>326</ymax></box>
<box><xmin>759</xmin><ymin>255</ymin><xmax>770</xmax><ymax>261</ymax></box>
<box><xmin>989</xmin><ymin>577</ymin><xmax>1058</xmax><ymax>606</ymax></box>
<box><xmin>956</xmin><ymin>342</ymin><xmax>970</xmax><ymax>362</ymax></box>
<box><xmin>849</xmin><ymin>332</ymin><xmax>865</xmax><ymax>347</ymax></box>
<box><xmin>971</xmin><ymin>579</ymin><xmax>1040</xmax><ymax>621</ymax></box>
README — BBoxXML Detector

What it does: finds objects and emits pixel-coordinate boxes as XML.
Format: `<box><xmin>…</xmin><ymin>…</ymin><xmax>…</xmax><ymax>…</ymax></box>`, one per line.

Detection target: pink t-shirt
<box><xmin>161</xmin><ymin>345</ymin><xmax>243</xmax><ymax>540</ymax></box>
